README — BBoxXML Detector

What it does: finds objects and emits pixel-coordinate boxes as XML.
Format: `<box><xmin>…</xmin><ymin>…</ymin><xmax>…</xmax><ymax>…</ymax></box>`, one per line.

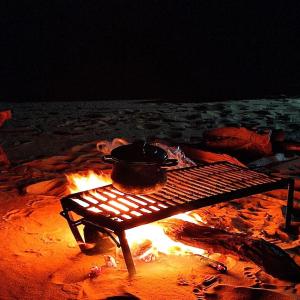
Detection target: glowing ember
<box><xmin>126</xmin><ymin>213</ymin><xmax>206</xmax><ymax>258</ymax></box>
<box><xmin>66</xmin><ymin>170</ymin><xmax>112</xmax><ymax>193</ymax></box>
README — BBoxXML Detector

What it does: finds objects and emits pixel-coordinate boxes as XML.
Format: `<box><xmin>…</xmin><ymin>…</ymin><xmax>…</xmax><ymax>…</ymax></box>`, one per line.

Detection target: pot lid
<box><xmin>110</xmin><ymin>141</ymin><xmax>168</xmax><ymax>163</ymax></box>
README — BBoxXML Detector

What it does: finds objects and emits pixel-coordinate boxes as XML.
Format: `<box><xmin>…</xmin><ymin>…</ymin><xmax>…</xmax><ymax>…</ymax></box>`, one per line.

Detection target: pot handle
<box><xmin>161</xmin><ymin>159</ymin><xmax>178</xmax><ymax>167</ymax></box>
<box><xmin>102</xmin><ymin>155</ymin><xmax>117</xmax><ymax>163</ymax></box>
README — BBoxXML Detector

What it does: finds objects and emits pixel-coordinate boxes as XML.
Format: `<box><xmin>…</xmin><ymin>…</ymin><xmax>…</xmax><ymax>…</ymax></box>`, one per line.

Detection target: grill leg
<box><xmin>61</xmin><ymin>210</ymin><xmax>86</xmax><ymax>251</ymax></box>
<box><xmin>285</xmin><ymin>179</ymin><xmax>295</xmax><ymax>231</ymax></box>
<box><xmin>118</xmin><ymin>230</ymin><xmax>136</xmax><ymax>277</ymax></box>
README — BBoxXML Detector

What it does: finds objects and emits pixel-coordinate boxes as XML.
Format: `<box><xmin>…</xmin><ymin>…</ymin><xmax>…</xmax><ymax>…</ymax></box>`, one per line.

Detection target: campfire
<box><xmin>64</xmin><ymin>168</ymin><xmax>229</xmax><ymax>274</ymax></box>
<box><xmin>1</xmin><ymin>126</ymin><xmax>300</xmax><ymax>299</ymax></box>
<box><xmin>2</xmin><ymin>100</ymin><xmax>300</xmax><ymax>299</ymax></box>
<box><xmin>61</xmin><ymin>159</ymin><xmax>293</xmax><ymax>277</ymax></box>
<box><xmin>66</xmin><ymin>168</ymin><xmax>208</xmax><ymax>257</ymax></box>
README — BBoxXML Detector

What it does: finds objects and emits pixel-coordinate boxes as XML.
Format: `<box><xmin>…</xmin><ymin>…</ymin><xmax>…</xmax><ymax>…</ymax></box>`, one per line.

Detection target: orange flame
<box><xmin>126</xmin><ymin>213</ymin><xmax>206</xmax><ymax>259</ymax></box>
<box><xmin>66</xmin><ymin>170</ymin><xmax>112</xmax><ymax>194</ymax></box>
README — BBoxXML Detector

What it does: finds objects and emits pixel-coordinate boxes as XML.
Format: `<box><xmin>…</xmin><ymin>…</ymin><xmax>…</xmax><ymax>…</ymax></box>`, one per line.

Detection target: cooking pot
<box><xmin>102</xmin><ymin>141</ymin><xmax>178</xmax><ymax>194</ymax></box>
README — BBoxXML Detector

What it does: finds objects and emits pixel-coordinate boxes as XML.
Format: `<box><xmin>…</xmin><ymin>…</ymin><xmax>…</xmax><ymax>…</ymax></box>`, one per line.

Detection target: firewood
<box><xmin>159</xmin><ymin>219</ymin><xmax>300</xmax><ymax>282</ymax></box>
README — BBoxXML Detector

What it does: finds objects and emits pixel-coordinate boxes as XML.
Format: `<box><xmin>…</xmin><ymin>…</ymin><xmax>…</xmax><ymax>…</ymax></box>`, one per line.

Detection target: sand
<box><xmin>1</xmin><ymin>98</ymin><xmax>299</xmax><ymax>164</ymax></box>
<box><xmin>0</xmin><ymin>99</ymin><xmax>300</xmax><ymax>299</ymax></box>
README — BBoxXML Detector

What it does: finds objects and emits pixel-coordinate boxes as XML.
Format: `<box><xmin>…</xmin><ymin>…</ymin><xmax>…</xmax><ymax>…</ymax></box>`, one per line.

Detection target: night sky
<box><xmin>1</xmin><ymin>1</ymin><xmax>300</xmax><ymax>101</ymax></box>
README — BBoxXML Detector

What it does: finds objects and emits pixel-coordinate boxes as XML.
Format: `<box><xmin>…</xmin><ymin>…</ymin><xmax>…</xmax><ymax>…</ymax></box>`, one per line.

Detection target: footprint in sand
<box><xmin>2</xmin><ymin>208</ymin><xmax>34</xmax><ymax>221</ymax></box>
<box><xmin>49</xmin><ymin>258</ymin><xmax>89</xmax><ymax>285</ymax></box>
<box><xmin>255</xmin><ymin>269</ymin><xmax>298</xmax><ymax>295</ymax></box>
<box><xmin>243</xmin><ymin>266</ymin><xmax>262</xmax><ymax>288</ymax></box>
<box><xmin>243</xmin><ymin>267</ymin><xmax>298</xmax><ymax>296</ymax></box>
<box><xmin>49</xmin><ymin>253</ymin><xmax>109</xmax><ymax>285</ymax></box>
<box><xmin>61</xmin><ymin>283</ymin><xmax>82</xmax><ymax>299</ymax></box>
<box><xmin>204</xmin><ymin>284</ymin><xmax>296</xmax><ymax>300</ymax></box>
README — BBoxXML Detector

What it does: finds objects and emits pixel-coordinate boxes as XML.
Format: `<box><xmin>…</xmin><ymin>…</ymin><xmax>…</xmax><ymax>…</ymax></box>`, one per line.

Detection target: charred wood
<box><xmin>159</xmin><ymin>219</ymin><xmax>300</xmax><ymax>282</ymax></box>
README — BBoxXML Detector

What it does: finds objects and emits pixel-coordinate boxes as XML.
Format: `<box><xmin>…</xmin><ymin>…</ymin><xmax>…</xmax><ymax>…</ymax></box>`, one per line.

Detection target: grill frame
<box><xmin>60</xmin><ymin>162</ymin><xmax>295</xmax><ymax>276</ymax></box>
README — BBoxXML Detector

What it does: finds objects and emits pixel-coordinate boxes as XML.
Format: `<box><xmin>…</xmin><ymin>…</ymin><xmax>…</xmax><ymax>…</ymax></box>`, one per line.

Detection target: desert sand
<box><xmin>0</xmin><ymin>98</ymin><xmax>300</xmax><ymax>299</ymax></box>
<box><xmin>1</xmin><ymin>98</ymin><xmax>300</xmax><ymax>164</ymax></box>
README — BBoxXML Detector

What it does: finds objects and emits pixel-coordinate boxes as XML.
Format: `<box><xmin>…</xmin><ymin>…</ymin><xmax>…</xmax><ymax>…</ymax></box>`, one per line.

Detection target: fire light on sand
<box><xmin>66</xmin><ymin>170</ymin><xmax>207</xmax><ymax>261</ymax></box>
<box><xmin>66</xmin><ymin>170</ymin><xmax>112</xmax><ymax>194</ymax></box>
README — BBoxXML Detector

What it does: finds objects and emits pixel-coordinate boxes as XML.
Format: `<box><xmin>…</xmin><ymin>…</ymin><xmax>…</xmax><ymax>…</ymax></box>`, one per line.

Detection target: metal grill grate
<box><xmin>60</xmin><ymin>162</ymin><xmax>294</xmax><ymax>276</ymax></box>
<box><xmin>64</xmin><ymin>163</ymin><xmax>282</xmax><ymax>228</ymax></box>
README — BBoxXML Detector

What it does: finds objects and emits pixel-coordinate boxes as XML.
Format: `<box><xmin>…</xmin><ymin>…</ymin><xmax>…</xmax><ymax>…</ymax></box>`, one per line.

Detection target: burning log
<box><xmin>160</xmin><ymin>219</ymin><xmax>300</xmax><ymax>282</ymax></box>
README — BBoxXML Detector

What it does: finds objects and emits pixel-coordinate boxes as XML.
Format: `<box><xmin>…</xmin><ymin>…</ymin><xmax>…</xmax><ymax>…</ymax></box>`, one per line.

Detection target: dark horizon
<box><xmin>1</xmin><ymin>1</ymin><xmax>300</xmax><ymax>102</ymax></box>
